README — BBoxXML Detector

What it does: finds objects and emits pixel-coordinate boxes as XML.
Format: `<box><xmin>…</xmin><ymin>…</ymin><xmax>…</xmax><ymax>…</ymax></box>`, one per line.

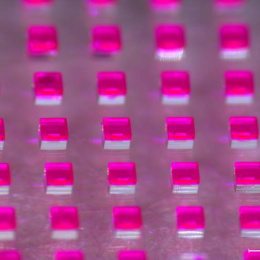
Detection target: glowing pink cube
<box><xmin>34</xmin><ymin>72</ymin><xmax>63</xmax><ymax>105</ymax></box>
<box><xmin>45</xmin><ymin>163</ymin><xmax>74</xmax><ymax>195</ymax></box>
<box><xmin>166</xmin><ymin>117</ymin><xmax>195</xmax><ymax>149</ymax></box>
<box><xmin>113</xmin><ymin>206</ymin><xmax>142</xmax><ymax>239</ymax></box>
<box><xmin>244</xmin><ymin>250</ymin><xmax>260</xmax><ymax>260</ymax></box>
<box><xmin>90</xmin><ymin>0</ymin><xmax>116</xmax><ymax>4</ymax></box>
<box><xmin>108</xmin><ymin>162</ymin><xmax>137</xmax><ymax>194</ymax></box>
<box><xmin>118</xmin><ymin>251</ymin><xmax>147</xmax><ymax>260</ymax></box>
<box><xmin>92</xmin><ymin>26</ymin><xmax>121</xmax><ymax>55</ymax></box>
<box><xmin>161</xmin><ymin>71</ymin><xmax>190</xmax><ymax>105</ymax></box>
<box><xmin>0</xmin><ymin>119</ymin><xmax>5</xmax><ymax>150</ymax></box>
<box><xmin>0</xmin><ymin>251</ymin><xmax>21</xmax><ymax>260</ymax></box>
<box><xmin>155</xmin><ymin>25</ymin><xmax>185</xmax><ymax>61</ymax></box>
<box><xmin>102</xmin><ymin>117</ymin><xmax>132</xmax><ymax>149</ymax></box>
<box><xmin>171</xmin><ymin>162</ymin><xmax>200</xmax><ymax>194</ymax></box>
<box><xmin>225</xmin><ymin>71</ymin><xmax>254</xmax><ymax>104</ymax></box>
<box><xmin>152</xmin><ymin>0</ymin><xmax>180</xmax><ymax>8</ymax></box>
<box><xmin>220</xmin><ymin>25</ymin><xmax>249</xmax><ymax>59</ymax></box>
<box><xmin>55</xmin><ymin>251</ymin><xmax>84</xmax><ymax>260</ymax></box>
<box><xmin>50</xmin><ymin>206</ymin><xmax>79</xmax><ymax>239</ymax></box>
<box><xmin>176</xmin><ymin>206</ymin><xmax>205</xmax><ymax>238</ymax></box>
<box><xmin>216</xmin><ymin>0</ymin><xmax>244</xmax><ymax>7</ymax></box>
<box><xmin>229</xmin><ymin>117</ymin><xmax>258</xmax><ymax>149</ymax></box>
<box><xmin>39</xmin><ymin>118</ymin><xmax>68</xmax><ymax>150</ymax></box>
<box><xmin>0</xmin><ymin>207</ymin><xmax>16</xmax><ymax>240</ymax></box>
<box><xmin>0</xmin><ymin>163</ymin><xmax>11</xmax><ymax>195</ymax></box>
<box><xmin>24</xmin><ymin>0</ymin><xmax>53</xmax><ymax>5</ymax></box>
<box><xmin>28</xmin><ymin>26</ymin><xmax>58</xmax><ymax>56</ymax></box>
<box><xmin>240</xmin><ymin>206</ymin><xmax>260</xmax><ymax>237</ymax></box>
<box><xmin>97</xmin><ymin>72</ymin><xmax>127</xmax><ymax>105</ymax></box>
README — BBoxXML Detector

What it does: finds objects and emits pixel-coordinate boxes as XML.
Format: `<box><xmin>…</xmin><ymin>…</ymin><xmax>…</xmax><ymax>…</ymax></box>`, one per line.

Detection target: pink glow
<box><xmin>0</xmin><ymin>251</ymin><xmax>21</xmax><ymax>260</ymax></box>
<box><xmin>240</xmin><ymin>206</ymin><xmax>260</xmax><ymax>230</ymax></box>
<box><xmin>152</xmin><ymin>0</ymin><xmax>180</xmax><ymax>6</ymax></box>
<box><xmin>0</xmin><ymin>119</ymin><xmax>5</xmax><ymax>141</ymax></box>
<box><xmin>244</xmin><ymin>250</ymin><xmax>260</xmax><ymax>260</ymax></box>
<box><xmin>216</xmin><ymin>0</ymin><xmax>244</xmax><ymax>6</ymax></box>
<box><xmin>0</xmin><ymin>208</ymin><xmax>16</xmax><ymax>231</ymax></box>
<box><xmin>0</xmin><ymin>163</ymin><xmax>11</xmax><ymax>186</ymax></box>
<box><xmin>55</xmin><ymin>251</ymin><xmax>84</xmax><ymax>260</ymax></box>
<box><xmin>24</xmin><ymin>0</ymin><xmax>53</xmax><ymax>4</ymax></box>
<box><xmin>235</xmin><ymin>162</ymin><xmax>260</xmax><ymax>185</ymax></box>
<box><xmin>90</xmin><ymin>0</ymin><xmax>116</xmax><ymax>4</ymax></box>
<box><xmin>118</xmin><ymin>251</ymin><xmax>146</xmax><ymax>260</ymax></box>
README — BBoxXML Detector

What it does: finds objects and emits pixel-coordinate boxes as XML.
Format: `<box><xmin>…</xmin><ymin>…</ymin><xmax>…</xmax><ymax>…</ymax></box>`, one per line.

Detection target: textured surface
<box><xmin>0</xmin><ymin>0</ymin><xmax>260</xmax><ymax>259</ymax></box>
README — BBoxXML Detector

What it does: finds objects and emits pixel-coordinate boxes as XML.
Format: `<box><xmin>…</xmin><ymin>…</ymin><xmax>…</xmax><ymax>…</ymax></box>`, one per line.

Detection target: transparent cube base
<box><xmin>226</xmin><ymin>95</ymin><xmax>253</xmax><ymax>105</ymax></box>
<box><xmin>104</xmin><ymin>140</ymin><xmax>131</xmax><ymax>150</ymax></box>
<box><xmin>115</xmin><ymin>229</ymin><xmax>141</xmax><ymax>239</ymax></box>
<box><xmin>51</xmin><ymin>230</ymin><xmax>78</xmax><ymax>240</ymax></box>
<box><xmin>98</xmin><ymin>95</ymin><xmax>125</xmax><ymax>105</ymax></box>
<box><xmin>220</xmin><ymin>48</ymin><xmax>249</xmax><ymax>59</ymax></box>
<box><xmin>162</xmin><ymin>95</ymin><xmax>189</xmax><ymax>105</ymax></box>
<box><xmin>178</xmin><ymin>229</ymin><xmax>204</xmax><ymax>239</ymax></box>
<box><xmin>172</xmin><ymin>185</ymin><xmax>198</xmax><ymax>194</ymax></box>
<box><xmin>40</xmin><ymin>140</ymin><xmax>67</xmax><ymax>150</ymax></box>
<box><xmin>231</xmin><ymin>139</ymin><xmax>257</xmax><ymax>149</ymax></box>
<box><xmin>167</xmin><ymin>140</ymin><xmax>194</xmax><ymax>149</ymax></box>
<box><xmin>46</xmin><ymin>185</ymin><xmax>73</xmax><ymax>195</ymax></box>
<box><xmin>109</xmin><ymin>185</ymin><xmax>136</xmax><ymax>194</ymax></box>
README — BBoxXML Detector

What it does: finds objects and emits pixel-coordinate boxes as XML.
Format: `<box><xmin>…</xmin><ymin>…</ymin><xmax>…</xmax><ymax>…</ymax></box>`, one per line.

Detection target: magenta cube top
<box><xmin>152</xmin><ymin>0</ymin><xmax>180</xmax><ymax>6</ymax></box>
<box><xmin>118</xmin><ymin>251</ymin><xmax>146</xmax><ymax>260</ymax></box>
<box><xmin>240</xmin><ymin>206</ymin><xmax>260</xmax><ymax>230</ymax></box>
<box><xmin>98</xmin><ymin>72</ymin><xmax>127</xmax><ymax>96</ymax></box>
<box><xmin>166</xmin><ymin>117</ymin><xmax>195</xmax><ymax>141</ymax></box>
<box><xmin>156</xmin><ymin>25</ymin><xmax>185</xmax><ymax>51</ymax></box>
<box><xmin>55</xmin><ymin>251</ymin><xmax>84</xmax><ymax>260</ymax></box>
<box><xmin>244</xmin><ymin>250</ymin><xmax>260</xmax><ymax>260</ymax></box>
<box><xmin>24</xmin><ymin>0</ymin><xmax>53</xmax><ymax>4</ymax></box>
<box><xmin>0</xmin><ymin>251</ymin><xmax>21</xmax><ymax>260</ymax></box>
<box><xmin>225</xmin><ymin>71</ymin><xmax>254</xmax><ymax>96</ymax></box>
<box><xmin>0</xmin><ymin>119</ymin><xmax>5</xmax><ymax>141</ymax></box>
<box><xmin>90</xmin><ymin>0</ymin><xmax>117</xmax><ymax>4</ymax></box>
<box><xmin>45</xmin><ymin>162</ymin><xmax>74</xmax><ymax>186</ymax></box>
<box><xmin>92</xmin><ymin>26</ymin><xmax>121</xmax><ymax>54</ymax></box>
<box><xmin>50</xmin><ymin>207</ymin><xmax>79</xmax><ymax>230</ymax></box>
<box><xmin>108</xmin><ymin>162</ymin><xmax>137</xmax><ymax>186</ymax></box>
<box><xmin>0</xmin><ymin>163</ymin><xmax>11</xmax><ymax>186</ymax></box>
<box><xmin>113</xmin><ymin>206</ymin><xmax>142</xmax><ymax>230</ymax></box>
<box><xmin>34</xmin><ymin>72</ymin><xmax>63</xmax><ymax>97</ymax></box>
<box><xmin>229</xmin><ymin>117</ymin><xmax>258</xmax><ymax>141</ymax></box>
<box><xmin>220</xmin><ymin>25</ymin><xmax>249</xmax><ymax>50</ymax></box>
<box><xmin>176</xmin><ymin>206</ymin><xmax>205</xmax><ymax>230</ymax></box>
<box><xmin>102</xmin><ymin>117</ymin><xmax>132</xmax><ymax>141</ymax></box>
<box><xmin>39</xmin><ymin>118</ymin><xmax>68</xmax><ymax>141</ymax></box>
<box><xmin>171</xmin><ymin>162</ymin><xmax>200</xmax><ymax>186</ymax></box>
<box><xmin>235</xmin><ymin>162</ymin><xmax>260</xmax><ymax>185</ymax></box>
<box><xmin>0</xmin><ymin>207</ymin><xmax>16</xmax><ymax>231</ymax></box>
<box><xmin>28</xmin><ymin>26</ymin><xmax>58</xmax><ymax>56</ymax></box>
<box><xmin>161</xmin><ymin>71</ymin><xmax>190</xmax><ymax>96</ymax></box>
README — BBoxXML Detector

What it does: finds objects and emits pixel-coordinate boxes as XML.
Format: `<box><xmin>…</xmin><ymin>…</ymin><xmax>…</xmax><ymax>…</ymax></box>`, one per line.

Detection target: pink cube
<box><xmin>34</xmin><ymin>72</ymin><xmax>63</xmax><ymax>105</ymax></box>
<box><xmin>24</xmin><ymin>0</ymin><xmax>53</xmax><ymax>5</ymax></box>
<box><xmin>152</xmin><ymin>0</ymin><xmax>180</xmax><ymax>8</ymax></box>
<box><xmin>39</xmin><ymin>118</ymin><xmax>68</xmax><ymax>150</ymax></box>
<box><xmin>220</xmin><ymin>25</ymin><xmax>249</xmax><ymax>59</ymax></box>
<box><xmin>118</xmin><ymin>251</ymin><xmax>146</xmax><ymax>260</ymax></box>
<box><xmin>108</xmin><ymin>162</ymin><xmax>137</xmax><ymax>194</ymax></box>
<box><xmin>235</xmin><ymin>162</ymin><xmax>260</xmax><ymax>193</ymax></box>
<box><xmin>244</xmin><ymin>250</ymin><xmax>260</xmax><ymax>260</ymax></box>
<box><xmin>97</xmin><ymin>72</ymin><xmax>127</xmax><ymax>105</ymax></box>
<box><xmin>166</xmin><ymin>117</ymin><xmax>195</xmax><ymax>149</ymax></box>
<box><xmin>0</xmin><ymin>163</ymin><xmax>11</xmax><ymax>195</ymax></box>
<box><xmin>171</xmin><ymin>162</ymin><xmax>200</xmax><ymax>194</ymax></box>
<box><xmin>0</xmin><ymin>118</ymin><xmax>5</xmax><ymax>150</ymax></box>
<box><xmin>28</xmin><ymin>26</ymin><xmax>58</xmax><ymax>56</ymax></box>
<box><xmin>229</xmin><ymin>117</ymin><xmax>258</xmax><ymax>149</ymax></box>
<box><xmin>50</xmin><ymin>206</ymin><xmax>79</xmax><ymax>239</ymax></box>
<box><xmin>225</xmin><ymin>71</ymin><xmax>254</xmax><ymax>104</ymax></box>
<box><xmin>176</xmin><ymin>206</ymin><xmax>205</xmax><ymax>238</ymax></box>
<box><xmin>113</xmin><ymin>206</ymin><xmax>142</xmax><ymax>239</ymax></box>
<box><xmin>102</xmin><ymin>117</ymin><xmax>132</xmax><ymax>149</ymax></box>
<box><xmin>161</xmin><ymin>71</ymin><xmax>190</xmax><ymax>105</ymax></box>
<box><xmin>0</xmin><ymin>251</ymin><xmax>21</xmax><ymax>260</ymax></box>
<box><xmin>155</xmin><ymin>25</ymin><xmax>185</xmax><ymax>61</ymax></box>
<box><xmin>55</xmin><ymin>251</ymin><xmax>84</xmax><ymax>260</ymax></box>
<box><xmin>0</xmin><ymin>207</ymin><xmax>16</xmax><ymax>240</ymax></box>
<box><xmin>45</xmin><ymin>163</ymin><xmax>74</xmax><ymax>195</ymax></box>
<box><xmin>92</xmin><ymin>26</ymin><xmax>121</xmax><ymax>55</ymax></box>
<box><xmin>240</xmin><ymin>206</ymin><xmax>260</xmax><ymax>237</ymax></box>
<box><xmin>90</xmin><ymin>0</ymin><xmax>116</xmax><ymax>5</ymax></box>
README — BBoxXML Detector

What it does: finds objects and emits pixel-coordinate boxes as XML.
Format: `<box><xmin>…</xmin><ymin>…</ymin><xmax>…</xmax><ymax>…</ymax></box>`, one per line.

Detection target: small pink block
<box><xmin>161</xmin><ymin>71</ymin><xmax>190</xmax><ymax>105</ymax></box>
<box><xmin>113</xmin><ymin>206</ymin><xmax>142</xmax><ymax>239</ymax></box>
<box><xmin>0</xmin><ymin>251</ymin><xmax>21</xmax><ymax>260</ymax></box>
<box><xmin>0</xmin><ymin>207</ymin><xmax>16</xmax><ymax>240</ymax></box>
<box><xmin>118</xmin><ymin>251</ymin><xmax>147</xmax><ymax>260</ymax></box>
<box><xmin>50</xmin><ymin>206</ymin><xmax>79</xmax><ymax>239</ymax></box>
<box><xmin>171</xmin><ymin>162</ymin><xmax>200</xmax><ymax>194</ymax></box>
<box><xmin>0</xmin><ymin>163</ymin><xmax>11</xmax><ymax>195</ymax></box>
<box><xmin>39</xmin><ymin>118</ymin><xmax>68</xmax><ymax>150</ymax></box>
<box><xmin>108</xmin><ymin>162</ymin><xmax>137</xmax><ymax>194</ymax></box>
<box><xmin>55</xmin><ymin>251</ymin><xmax>84</xmax><ymax>260</ymax></box>
<box><xmin>102</xmin><ymin>117</ymin><xmax>132</xmax><ymax>149</ymax></box>
<box><xmin>0</xmin><ymin>119</ymin><xmax>5</xmax><ymax>150</ymax></box>
<box><xmin>166</xmin><ymin>117</ymin><xmax>195</xmax><ymax>149</ymax></box>
<box><xmin>155</xmin><ymin>25</ymin><xmax>185</xmax><ymax>61</ymax></box>
<box><xmin>176</xmin><ymin>206</ymin><xmax>205</xmax><ymax>238</ymax></box>
<box><xmin>152</xmin><ymin>0</ymin><xmax>180</xmax><ymax>8</ymax></box>
<box><xmin>225</xmin><ymin>71</ymin><xmax>254</xmax><ymax>104</ymax></box>
<box><xmin>28</xmin><ymin>26</ymin><xmax>58</xmax><ymax>56</ymax></box>
<box><xmin>97</xmin><ymin>72</ymin><xmax>126</xmax><ymax>105</ymax></box>
<box><xmin>45</xmin><ymin>163</ymin><xmax>74</xmax><ymax>195</ymax></box>
<box><xmin>229</xmin><ymin>117</ymin><xmax>258</xmax><ymax>149</ymax></box>
<box><xmin>92</xmin><ymin>26</ymin><xmax>121</xmax><ymax>55</ymax></box>
<box><xmin>24</xmin><ymin>0</ymin><xmax>53</xmax><ymax>5</ymax></box>
<box><xmin>220</xmin><ymin>25</ymin><xmax>249</xmax><ymax>59</ymax></box>
<box><xmin>90</xmin><ymin>0</ymin><xmax>116</xmax><ymax>4</ymax></box>
<box><xmin>240</xmin><ymin>206</ymin><xmax>260</xmax><ymax>237</ymax></box>
<box><xmin>244</xmin><ymin>250</ymin><xmax>260</xmax><ymax>260</ymax></box>
<box><xmin>34</xmin><ymin>72</ymin><xmax>63</xmax><ymax>105</ymax></box>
